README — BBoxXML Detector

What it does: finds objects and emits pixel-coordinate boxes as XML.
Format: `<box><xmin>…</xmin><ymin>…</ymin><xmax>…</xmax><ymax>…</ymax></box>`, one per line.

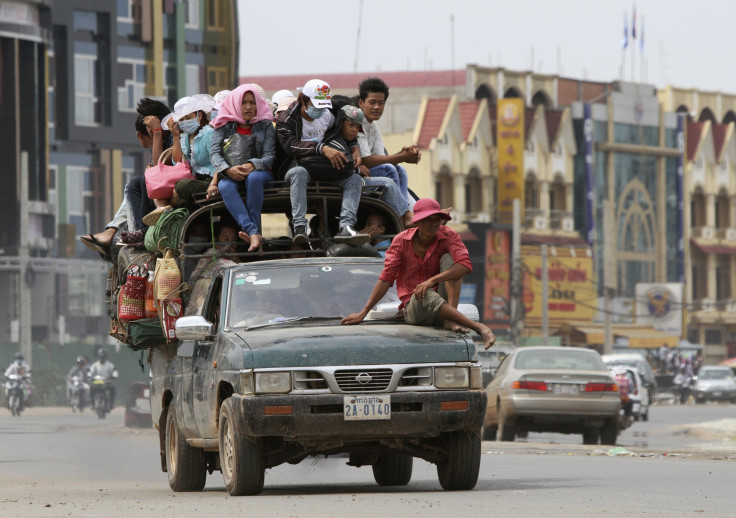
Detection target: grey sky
<box><xmin>238</xmin><ymin>0</ymin><xmax>732</xmax><ymax>93</ymax></box>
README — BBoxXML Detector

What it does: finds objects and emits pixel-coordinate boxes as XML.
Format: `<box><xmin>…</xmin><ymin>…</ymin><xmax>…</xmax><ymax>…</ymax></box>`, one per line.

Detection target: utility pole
<box><xmin>541</xmin><ymin>244</ymin><xmax>549</xmax><ymax>344</ymax></box>
<box><xmin>19</xmin><ymin>151</ymin><xmax>32</xmax><ymax>367</ymax></box>
<box><xmin>603</xmin><ymin>200</ymin><xmax>615</xmax><ymax>355</ymax></box>
<box><xmin>510</xmin><ymin>199</ymin><xmax>522</xmax><ymax>346</ymax></box>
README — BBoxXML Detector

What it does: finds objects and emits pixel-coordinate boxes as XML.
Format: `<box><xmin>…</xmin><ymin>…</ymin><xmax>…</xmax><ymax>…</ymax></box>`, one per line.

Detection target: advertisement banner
<box><xmin>676</xmin><ymin>114</ymin><xmax>685</xmax><ymax>283</ymax></box>
<box><xmin>521</xmin><ymin>247</ymin><xmax>595</xmax><ymax>322</ymax></box>
<box><xmin>483</xmin><ymin>229</ymin><xmax>511</xmax><ymax>328</ymax></box>
<box><xmin>496</xmin><ymin>98</ymin><xmax>525</xmax><ymax>224</ymax></box>
<box><xmin>583</xmin><ymin>103</ymin><xmax>596</xmax><ymax>247</ymax></box>
<box><xmin>635</xmin><ymin>283</ymin><xmax>684</xmax><ymax>336</ymax></box>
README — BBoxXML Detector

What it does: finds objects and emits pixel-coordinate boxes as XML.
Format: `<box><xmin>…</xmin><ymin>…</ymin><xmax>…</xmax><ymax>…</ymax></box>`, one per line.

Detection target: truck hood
<box><xmin>231</xmin><ymin>322</ymin><xmax>474</xmax><ymax>368</ymax></box>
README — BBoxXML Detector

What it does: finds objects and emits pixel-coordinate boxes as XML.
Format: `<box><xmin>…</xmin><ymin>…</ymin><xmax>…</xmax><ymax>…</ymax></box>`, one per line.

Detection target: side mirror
<box><xmin>175</xmin><ymin>315</ymin><xmax>214</xmax><ymax>341</ymax></box>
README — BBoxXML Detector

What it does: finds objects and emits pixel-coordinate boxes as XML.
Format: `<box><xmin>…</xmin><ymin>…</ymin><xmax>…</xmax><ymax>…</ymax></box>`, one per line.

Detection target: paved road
<box><xmin>0</xmin><ymin>404</ymin><xmax>734</xmax><ymax>517</ymax></box>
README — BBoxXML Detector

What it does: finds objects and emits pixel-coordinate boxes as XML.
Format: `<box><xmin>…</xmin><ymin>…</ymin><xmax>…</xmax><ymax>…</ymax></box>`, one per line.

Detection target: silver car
<box><xmin>693</xmin><ymin>366</ymin><xmax>736</xmax><ymax>403</ymax></box>
<box><xmin>483</xmin><ymin>346</ymin><xmax>622</xmax><ymax>445</ymax></box>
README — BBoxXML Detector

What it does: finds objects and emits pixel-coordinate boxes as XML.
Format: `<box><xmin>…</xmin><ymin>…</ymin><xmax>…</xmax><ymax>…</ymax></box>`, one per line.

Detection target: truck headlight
<box><xmin>255</xmin><ymin>372</ymin><xmax>292</xmax><ymax>394</ymax></box>
<box><xmin>435</xmin><ymin>367</ymin><xmax>470</xmax><ymax>389</ymax></box>
<box><xmin>240</xmin><ymin>372</ymin><xmax>254</xmax><ymax>394</ymax></box>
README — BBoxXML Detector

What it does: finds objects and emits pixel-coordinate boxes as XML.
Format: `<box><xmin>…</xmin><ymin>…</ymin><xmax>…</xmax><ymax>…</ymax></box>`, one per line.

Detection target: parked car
<box><xmin>483</xmin><ymin>346</ymin><xmax>621</xmax><ymax>445</ymax></box>
<box><xmin>692</xmin><ymin>366</ymin><xmax>736</xmax><ymax>403</ymax></box>
<box><xmin>607</xmin><ymin>365</ymin><xmax>649</xmax><ymax>421</ymax></box>
<box><xmin>602</xmin><ymin>353</ymin><xmax>657</xmax><ymax>404</ymax></box>
<box><xmin>477</xmin><ymin>344</ymin><xmax>514</xmax><ymax>387</ymax></box>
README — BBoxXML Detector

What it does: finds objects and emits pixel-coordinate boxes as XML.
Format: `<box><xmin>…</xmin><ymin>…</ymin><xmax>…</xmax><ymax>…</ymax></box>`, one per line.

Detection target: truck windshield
<box><xmin>226</xmin><ymin>263</ymin><xmax>400</xmax><ymax>329</ymax></box>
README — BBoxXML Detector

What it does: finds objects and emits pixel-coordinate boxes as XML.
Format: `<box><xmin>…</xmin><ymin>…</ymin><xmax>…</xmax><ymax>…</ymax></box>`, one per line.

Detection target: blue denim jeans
<box><xmin>362</xmin><ymin>177</ymin><xmax>410</xmax><ymax>217</ymax></box>
<box><xmin>369</xmin><ymin>164</ymin><xmax>410</xmax><ymax>204</ymax></box>
<box><xmin>285</xmin><ymin>166</ymin><xmax>362</xmax><ymax>229</ymax></box>
<box><xmin>219</xmin><ymin>170</ymin><xmax>274</xmax><ymax>236</ymax></box>
<box><xmin>124</xmin><ymin>176</ymin><xmax>155</xmax><ymax>231</ymax></box>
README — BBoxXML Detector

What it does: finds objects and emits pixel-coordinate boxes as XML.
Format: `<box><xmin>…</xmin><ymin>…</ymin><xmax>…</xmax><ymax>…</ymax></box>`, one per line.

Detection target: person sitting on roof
<box><xmin>273</xmin><ymin>79</ymin><xmax>370</xmax><ymax>246</ymax></box>
<box><xmin>209</xmin><ymin>84</ymin><xmax>276</xmax><ymax>252</ymax></box>
<box><xmin>357</xmin><ymin>77</ymin><xmax>419</xmax><ymax>209</ymax></box>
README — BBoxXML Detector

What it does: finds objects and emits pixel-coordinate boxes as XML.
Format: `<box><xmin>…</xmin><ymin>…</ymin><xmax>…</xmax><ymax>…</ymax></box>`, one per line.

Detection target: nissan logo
<box><xmin>355</xmin><ymin>373</ymin><xmax>372</xmax><ymax>385</ymax></box>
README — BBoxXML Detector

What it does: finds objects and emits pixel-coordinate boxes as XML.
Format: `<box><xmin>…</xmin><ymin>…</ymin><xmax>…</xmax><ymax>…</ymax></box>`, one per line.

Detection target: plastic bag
<box><xmin>222</xmin><ymin>133</ymin><xmax>258</xmax><ymax>167</ymax></box>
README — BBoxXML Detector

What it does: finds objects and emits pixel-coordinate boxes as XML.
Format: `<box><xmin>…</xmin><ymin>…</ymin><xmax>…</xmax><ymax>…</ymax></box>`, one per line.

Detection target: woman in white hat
<box><xmin>142</xmin><ymin>94</ymin><xmax>218</xmax><ymax>226</ymax></box>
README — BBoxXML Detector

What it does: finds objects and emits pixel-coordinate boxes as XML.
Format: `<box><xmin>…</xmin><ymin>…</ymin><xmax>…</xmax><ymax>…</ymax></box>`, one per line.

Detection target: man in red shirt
<box><xmin>341</xmin><ymin>198</ymin><xmax>495</xmax><ymax>350</ymax></box>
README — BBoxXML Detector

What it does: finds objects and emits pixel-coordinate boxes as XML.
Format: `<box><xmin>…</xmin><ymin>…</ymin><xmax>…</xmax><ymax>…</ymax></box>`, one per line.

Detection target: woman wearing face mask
<box><xmin>143</xmin><ymin>95</ymin><xmax>216</xmax><ymax>226</ymax></box>
<box><xmin>209</xmin><ymin>84</ymin><xmax>276</xmax><ymax>252</ymax></box>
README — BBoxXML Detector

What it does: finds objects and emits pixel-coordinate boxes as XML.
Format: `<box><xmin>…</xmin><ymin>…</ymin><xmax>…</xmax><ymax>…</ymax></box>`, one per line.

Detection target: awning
<box><xmin>690</xmin><ymin>238</ymin><xmax>736</xmax><ymax>255</ymax></box>
<box><xmin>554</xmin><ymin>324</ymin><xmax>679</xmax><ymax>348</ymax></box>
<box><xmin>613</xmin><ymin>328</ymin><xmax>679</xmax><ymax>348</ymax></box>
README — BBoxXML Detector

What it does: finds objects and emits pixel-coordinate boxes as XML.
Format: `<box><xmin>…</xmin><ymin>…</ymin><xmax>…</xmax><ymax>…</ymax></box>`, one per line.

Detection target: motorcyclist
<box><xmin>673</xmin><ymin>365</ymin><xmax>692</xmax><ymax>404</ymax></box>
<box><xmin>88</xmin><ymin>349</ymin><xmax>118</xmax><ymax>409</ymax></box>
<box><xmin>612</xmin><ymin>366</ymin><xmax>633</xmax><ymax>425</ymax></box>
<box><xmin>4</xmin><ymin>352</ymin><xmax>32</xmax><ymax>407</ymax></box>
<box><xmin>67</xmin><ymin>356</ymin><xmax>90</xmax><ymax>408</ymax></box>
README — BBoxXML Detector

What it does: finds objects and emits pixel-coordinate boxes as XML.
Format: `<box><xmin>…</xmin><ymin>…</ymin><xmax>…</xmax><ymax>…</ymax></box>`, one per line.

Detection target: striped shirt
<box><xmin>379</xmin><ymin>226</ymin><xmax>472</xmax><ymax>306</ymax></box>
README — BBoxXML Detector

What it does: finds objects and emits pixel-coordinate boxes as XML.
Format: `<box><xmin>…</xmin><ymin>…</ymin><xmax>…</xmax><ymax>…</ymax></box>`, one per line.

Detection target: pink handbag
<box><xmin>144</xmin><ymin>149</ymin><xmax>194</xmax><ymax>199</ymax></box>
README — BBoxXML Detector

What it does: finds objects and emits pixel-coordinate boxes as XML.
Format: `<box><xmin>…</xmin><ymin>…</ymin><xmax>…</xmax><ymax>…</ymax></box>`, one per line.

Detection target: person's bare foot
<box><xmin>402</xmin><ymin>211</ymin><xmax>416</xmax><ymax>229</ymax></box>
<box><xmin>247</xmin><ymin>233</ymin><xmax>262</xmax><ymax>252</ymax></box>
<box><xmin>238</xmin><ymin>231</ymin><xmax>250</xmax><ymax>244</ymax></box>
<box><xmin>444</xmin><ymin>320</ymin><xmax>470</xmax><ymax>333</ymax></box>
<box><xmin>478</xmin><ymin>324</ymin><xmax>496</xmax><ymax>350</ymax></box>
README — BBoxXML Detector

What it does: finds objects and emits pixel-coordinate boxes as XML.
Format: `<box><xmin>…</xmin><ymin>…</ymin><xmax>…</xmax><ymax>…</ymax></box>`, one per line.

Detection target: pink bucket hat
<box><xmin>412</xmin><ymin>198</ymin><xmax>452</xmax><ymax>223</ymax></box>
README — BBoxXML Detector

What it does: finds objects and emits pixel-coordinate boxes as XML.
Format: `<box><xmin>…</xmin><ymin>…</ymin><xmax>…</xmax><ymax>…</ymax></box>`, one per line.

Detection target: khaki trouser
<box><xmin>403</xmin><ymin>253</ymin><xmax>453</xmax><ymax>326</ymax></box>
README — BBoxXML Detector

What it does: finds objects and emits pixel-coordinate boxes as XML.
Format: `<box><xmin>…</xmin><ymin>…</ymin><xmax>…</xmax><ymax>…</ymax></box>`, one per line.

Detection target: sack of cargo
<box><xmin>117</xmin><ymin>264</ymin><xmax>148</xmax><ymax>321</ymax></box>
<box><xmin>153</xmin><ymin>250</ymin><xmax>183</xmax><ymax>301</ymax></box>
<box><xmin>126</xmin><ymin>317</ymin><xmax>168</xmax><ymax>351</ymax></box>
<box><xmin>144</xmin><ymin>208</ymin><xmax>189</xmax><ymax>253</ymax></box>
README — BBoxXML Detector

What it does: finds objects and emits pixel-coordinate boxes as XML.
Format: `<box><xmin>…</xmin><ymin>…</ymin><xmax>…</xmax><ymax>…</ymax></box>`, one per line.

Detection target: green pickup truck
<box><xmin>120</xmin><ymin>183</ymin><xmax>486</xmax><ymax>495</ymax></box>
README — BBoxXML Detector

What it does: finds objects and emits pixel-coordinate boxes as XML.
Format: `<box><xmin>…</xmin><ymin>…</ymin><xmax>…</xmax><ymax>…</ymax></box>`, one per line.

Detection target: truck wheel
<box><xmin>481</xmin><ymin>425</ymin><xmax>497</xmax><ymax>441</ymax></box>
<box><xmin>165</xmin><ymin>405</ymin><xmax>206</xmax><ymax>492</ymax></box>
<box><xmin>600</xmin><ymin>419</ymin><xmax>618</xmax><ymax>445</ymax></box>
<box><xmin>582</xmin><ymin>429</ymin><xmax>599</xmax><ymax>445</ymax></box>
<box><xmin>219</xmin><ymin>398</ymin><xmax>264</xmax><ymax>496</ymax></box>
<box><xmin>372</xmin><ymin>452</ymin><xmax>413</xmax><ymax>486</ymax></box>
<box><xmin>498</xmin><ymin>409</ymin><xmax>515</xmax><ymax>442</ymax></box>
<box><xmin>436</xmin><ymin>431</ymin><xmax>481</xmax><ymax>490</ymax></box>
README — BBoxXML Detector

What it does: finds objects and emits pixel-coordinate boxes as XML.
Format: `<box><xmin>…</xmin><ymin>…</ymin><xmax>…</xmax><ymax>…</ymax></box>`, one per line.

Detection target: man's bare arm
<box><xmin>341</xmin><ymin>280</ymin><xmax>392</xmax><ymax>325</ymax></box>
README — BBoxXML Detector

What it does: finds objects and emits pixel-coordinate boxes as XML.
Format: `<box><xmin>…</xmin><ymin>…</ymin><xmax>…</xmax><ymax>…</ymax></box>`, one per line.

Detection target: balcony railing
<box><xmin>691</xmin><ymin>227</ymin><xmax>715</xmax><ymax>240</ymax></box>
<box><xmin>717</xmin><ymin>228</ymin><xmax>736</xmax><ymax>241</ymax></box>
<box><xmin>523</xmin><ymin>208</ymin><xmax>546</xmax><ymax>230</ymax></box>
<box><xmin>550</xmin><ymin>209</ymin><xmax>573</xmax><ymax>231</ymax></box>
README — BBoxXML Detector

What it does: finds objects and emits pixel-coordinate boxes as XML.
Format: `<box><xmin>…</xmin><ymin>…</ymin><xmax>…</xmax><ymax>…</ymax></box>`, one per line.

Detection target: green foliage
<box><xmin>30</xmin><ymin>364</ymin><xmax>67</xmax><ymax>407</ymax></box>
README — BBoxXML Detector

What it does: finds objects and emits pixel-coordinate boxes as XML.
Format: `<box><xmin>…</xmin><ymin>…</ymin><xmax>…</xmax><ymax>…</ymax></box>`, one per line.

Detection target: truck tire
<box><xmin>372</xmin><ymin>452</ymin><xmax>413</xmax><ymax>486</ymax></box>
<box><xmin>600</xmin><ymin>419</ymin><xmax>618</xmax><ymax>445</ymax></box>
<box><xmin>165</xmin><ymin>405</ymin><xmax>206</xmax><ymax>492</ymax></box>
<box><xmin>436</xmin><ymin>431</ymin><xmax>481</xmax><ymax>490</ymax></box>
<box><xmin>219</xmin><ymin>398</ymin><xmax>264</xmax><ymax>496</ymax></box>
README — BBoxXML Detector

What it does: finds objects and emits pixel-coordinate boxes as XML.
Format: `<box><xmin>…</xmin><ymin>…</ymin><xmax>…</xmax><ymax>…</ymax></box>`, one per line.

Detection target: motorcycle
<box><xmin>673</xmin><ymin>373</ymin><xmax>692</xmax><ymax>404</ymax></box>
<box><xmin>5</xmin><ymin>373</ymin><xmax>26</xmax><ymax>417</ymax></box>
<box><xmin>90</xmin><ymin>375</ymin><xmax>113</xmax><ymax>419</ymax></box>
<box><xmin>68</xmin><ymin>375</ymin><xmax>87</xmax><ymax>413</ymax></box>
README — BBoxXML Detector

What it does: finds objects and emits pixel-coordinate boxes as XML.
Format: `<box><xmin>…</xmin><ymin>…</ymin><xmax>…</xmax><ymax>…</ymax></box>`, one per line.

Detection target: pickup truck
<box><xmin>115</xmin><ymin>183</ymin><xmax>487</xmax><ymax>495</ymax></box>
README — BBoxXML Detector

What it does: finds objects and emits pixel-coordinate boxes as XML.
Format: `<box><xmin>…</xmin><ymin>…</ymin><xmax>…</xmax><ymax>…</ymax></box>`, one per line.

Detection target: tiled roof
<box><xmin>712</xmin><ymin>123</ymin><xmax>728</xmax><ymax>160</ymax></box>
<box><xmin>545</xmin><ymin>109</ymin><xmax>563</xmax><ymax>147</ymax></box>
<box><xmin>417</xmin><ymin>98</ymin><xmax>451</xmax><ymax>149</ymax></box>
<box><xmin>458</xmin><ymin>100</ymin><xmax>480</xmax><ymax>140</ymax></box>
<box><xmin>687</xmin><ymin>122</ymin><xmax>705</xmax><ymax>161</ymax></box>
<box><xmin>242</xmin><ymin>70</ymin><xmax>466</xmax><ymax>93</ymax></box>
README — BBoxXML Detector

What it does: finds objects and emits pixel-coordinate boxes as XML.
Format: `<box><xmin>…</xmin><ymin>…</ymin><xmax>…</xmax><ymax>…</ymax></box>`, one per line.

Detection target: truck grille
<box><xmin>334</xmin><ymin>368</ymin><xmax>393</xmax><ymax>392</ymax></box>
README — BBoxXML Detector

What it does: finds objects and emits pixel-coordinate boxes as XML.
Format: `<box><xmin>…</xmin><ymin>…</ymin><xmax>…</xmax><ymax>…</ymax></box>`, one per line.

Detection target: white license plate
<box><xmin>344</xmin><ymin>395</ymin><xmax>391</xmax><ymax>421</ymax></box>
<box><xmin>553</xmin><ymin>384</ymin><xmax>579</xmax><ymax>395</ymax></box>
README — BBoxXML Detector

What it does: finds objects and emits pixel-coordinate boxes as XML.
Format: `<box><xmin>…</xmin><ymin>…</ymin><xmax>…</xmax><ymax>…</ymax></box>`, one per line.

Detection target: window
<box><xmin>207</xmin><ymin>66</ymin><xmax>228</xmax><ymax>94</ymax></box>
<box><xmin>117</xmin><ymin>59</ymin><xmax>148</xmax><ymax>112</ymax></box>
<box><xmin>207</xmin><ymin>0</ymin><xmax>225</xmax><ymax>29</ymax></box>
<box><xmin>186</xmin><ymin>65</ymin><xmax>200</xmax><ymax>96</ymax></box>
<box><xmin>705</xmin><ymin>329</ymin><xmax>722</xmax><ymax>344</ymax></box>
<box><xmin>74</xmin><ymin>54</ymin><xmax>100</xmax><ymax>125</ymax></box>
<box><xmin>185</xmin><ymin>0</ymin><xmax>199</xmax><ymax>28</ymax></box>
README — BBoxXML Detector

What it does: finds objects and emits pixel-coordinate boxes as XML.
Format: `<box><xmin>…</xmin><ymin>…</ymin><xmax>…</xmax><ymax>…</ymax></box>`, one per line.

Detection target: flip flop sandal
<box><xmin>80</xmin><ymin>235</ymin><xmax>111</xmax><ymax>261</ymax></box>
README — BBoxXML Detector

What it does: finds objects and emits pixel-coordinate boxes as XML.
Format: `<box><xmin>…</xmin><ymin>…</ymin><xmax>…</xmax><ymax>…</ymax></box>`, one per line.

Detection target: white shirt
<box><xmin>301</xmin><ymin>111</ymin><xmax>335</xmax><ymax>143</ymax></box>
<box><xmin>357</xmin><ymin>118</ymin><xmax>386</xmax><ymax>157</ymax></box>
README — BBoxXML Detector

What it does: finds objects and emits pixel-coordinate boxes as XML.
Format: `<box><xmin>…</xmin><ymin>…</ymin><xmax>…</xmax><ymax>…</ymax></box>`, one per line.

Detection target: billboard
<box><xmin>483</xmin><ymin>229</ymin><xmax>510</xmax><ymax>328</ymax></box>
<box><xmin>496</xmin><ymin>98</ymin><xmax>525</xmax><ymax>224</ymax></box>
<box><xmin>635</xmin><ymin>283</ymin><xmax>684</xmax><ymax>336</ymax></box>
<box><xmin>521</xmin><ymin>247</ymin><xmax>595</xmax><ymax>323</ymax></box>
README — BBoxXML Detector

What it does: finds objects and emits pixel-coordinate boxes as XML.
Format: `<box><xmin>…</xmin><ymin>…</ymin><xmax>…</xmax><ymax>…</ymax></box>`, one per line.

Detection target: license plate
<box><xmin>713</xmin><ymin>391</ymin><xmax>722</xmax><ymax>397</ymax></box>
<box><xmin>553</xmin><ymin>384</ymin><xmax>579</xmax><ymax>395</ymax></box>
<box><xmin>344</xmin><ymin>395</ymin><xmax>391</xmax><ymax>421</ymax></box>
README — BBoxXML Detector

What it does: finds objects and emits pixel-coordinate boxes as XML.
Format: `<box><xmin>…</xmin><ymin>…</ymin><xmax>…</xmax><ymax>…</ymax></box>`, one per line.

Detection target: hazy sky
<box><xmin>238</xmin><ymin>0</ymin><xmax>732</xmax><ymax>93</ymax></box>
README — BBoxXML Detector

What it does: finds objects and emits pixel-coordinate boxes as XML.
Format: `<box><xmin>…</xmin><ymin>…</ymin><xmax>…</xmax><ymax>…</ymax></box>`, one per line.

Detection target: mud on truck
<box><xmin>107</xmin><ymin>182</ymin><xmax>487</xmax><ymax>495</ymax></box>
